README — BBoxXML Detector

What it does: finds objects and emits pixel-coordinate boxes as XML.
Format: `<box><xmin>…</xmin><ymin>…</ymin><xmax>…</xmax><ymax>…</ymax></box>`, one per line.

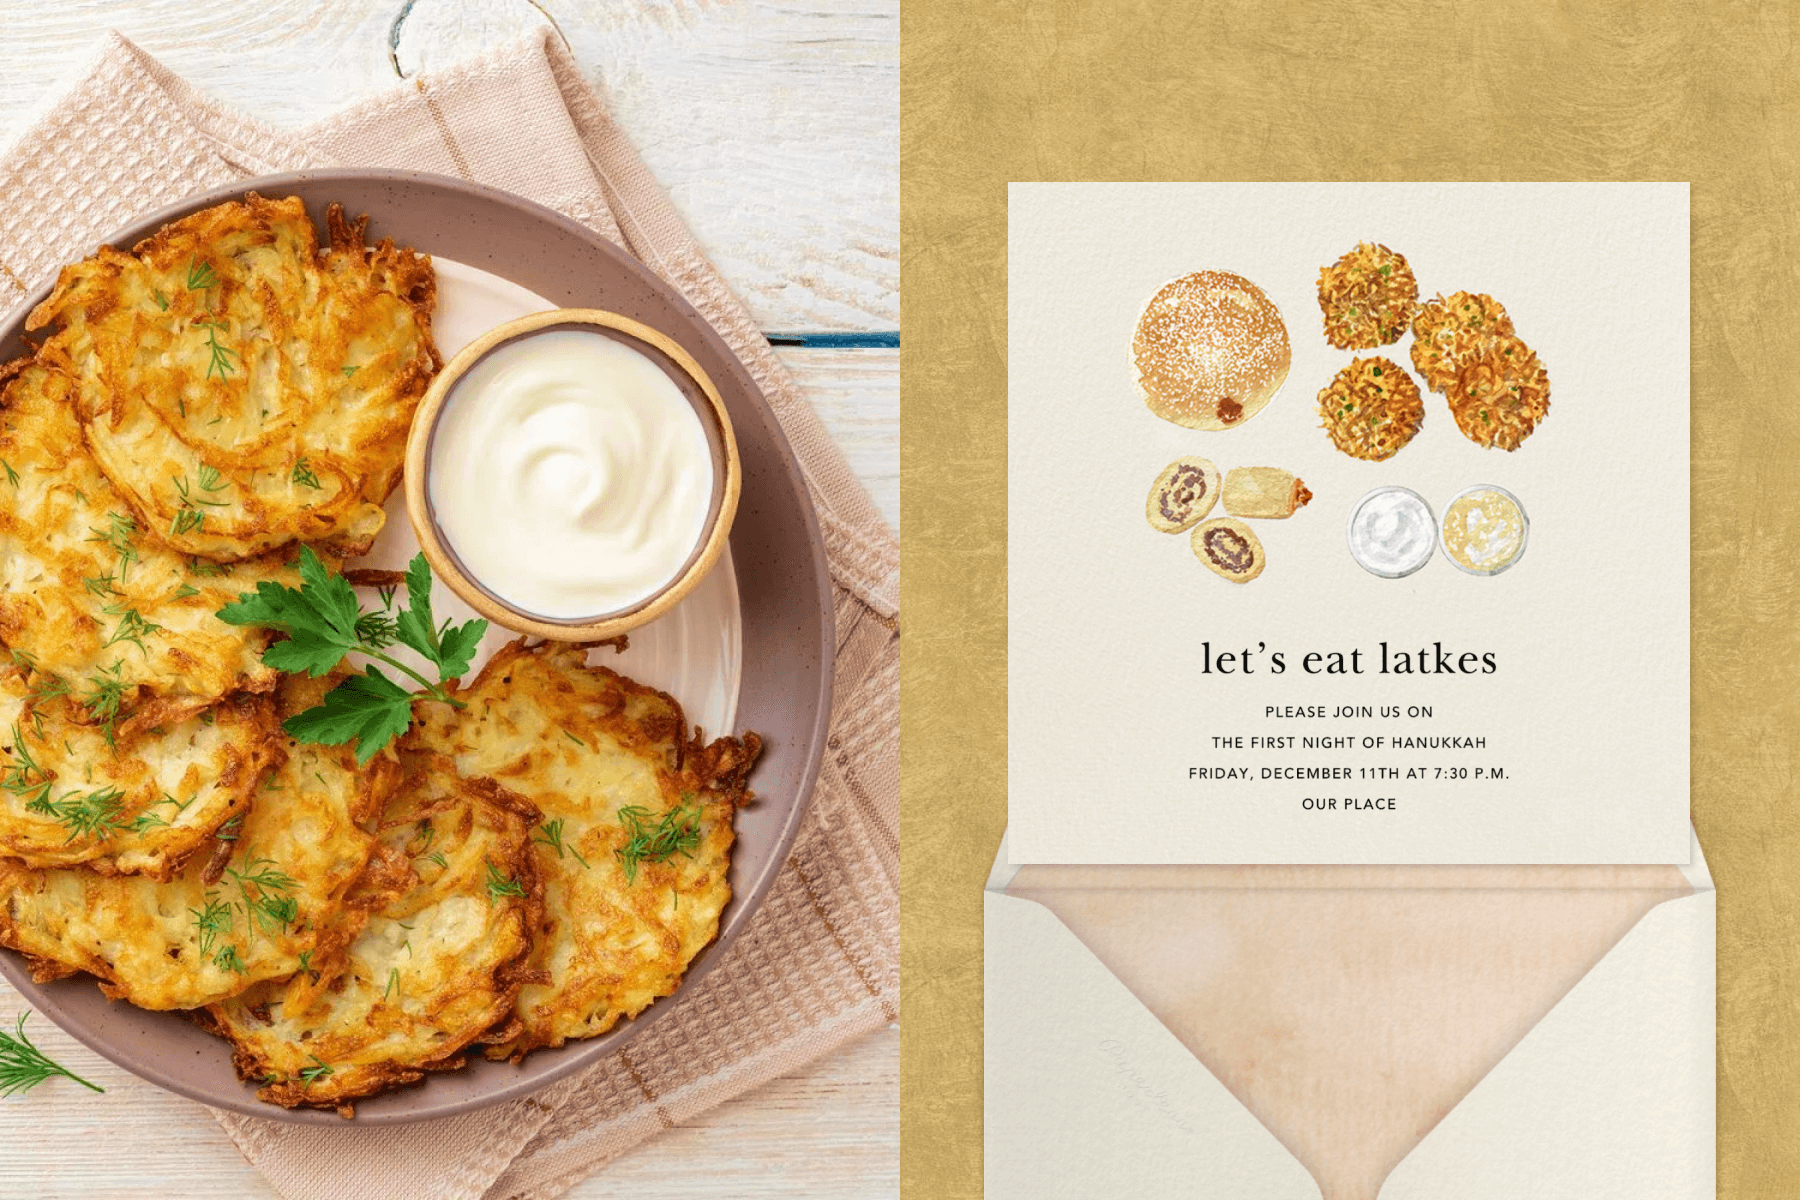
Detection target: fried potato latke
<box><xmin>1409</xmin><ymin>292</ymin><xmax>1550</xmax><ymax>449</ymax></box>
<box><xmin>1317</xmin><ymin>242</ymin><xmax>1419</xmax><ymax>349</ymax></box>
<box><xmin>1447</xmin><ymin>335</ymin><xmax>1552</xmax><ymax>451</ymax></box>
<box><xmin>1317</xmin><ymin>357</ymin><xmax>1425</xmax><ymax>462</ymax></box>
<box><xmin>0</xmin><ymin>359</ymin><xmax>297</xmax><ymax>714</ymax></box>
<box><xmin>26</xmin><ymin>193</ymin><xmax>438</xmax><ymax>560</ymax></box>
<box><xmin>203</xmin><ymin>754</ymin><xmax>541</xmax><ymax>1115</ymax></box>
<box><xmin>0</xmin><ymin>674</ymin><xmax>396</xmax><ymax>1010</ymax></box>
<box><xmin>409</xmin><ymin>639</ymin><xmax>760</xmax><ymax>1060</ymax></box>
<box><xmin>1408</xmin><ymin>291</ymin><xmax>1515</xmax><ymax>394</ymax></box>
<box><xmin>0</xmin><ymin>668</ymin><xmax>277</xmax><ymax>877</ymax></box>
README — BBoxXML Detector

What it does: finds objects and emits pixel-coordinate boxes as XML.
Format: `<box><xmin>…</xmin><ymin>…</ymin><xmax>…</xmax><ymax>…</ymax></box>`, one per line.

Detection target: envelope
<box><xmin>985</xmin><ymin>829</ymin><xmax>1714</xmax><ymax>1199</ymax></box>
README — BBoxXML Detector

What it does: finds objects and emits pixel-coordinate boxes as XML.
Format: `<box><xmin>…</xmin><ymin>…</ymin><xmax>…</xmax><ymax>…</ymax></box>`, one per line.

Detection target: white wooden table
<box><xmin>0</xmin><ymin>2</ymin><xmax>898</xmax><ymax>1196</ymax></box>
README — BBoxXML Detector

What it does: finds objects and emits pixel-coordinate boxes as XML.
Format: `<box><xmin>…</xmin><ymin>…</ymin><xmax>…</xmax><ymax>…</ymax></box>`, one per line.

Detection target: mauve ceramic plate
<box><xmin>0</xmin><ymin>170</ymin><xmax>832</xmax><ymax>1124</ymax></box>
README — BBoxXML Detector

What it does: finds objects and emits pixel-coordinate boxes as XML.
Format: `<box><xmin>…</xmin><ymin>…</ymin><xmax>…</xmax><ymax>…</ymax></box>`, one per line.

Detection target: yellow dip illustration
<box><xmin>1441</xmin><ymin>486</ymin><xmax>1527</xmax><ymax>575</ymax></box>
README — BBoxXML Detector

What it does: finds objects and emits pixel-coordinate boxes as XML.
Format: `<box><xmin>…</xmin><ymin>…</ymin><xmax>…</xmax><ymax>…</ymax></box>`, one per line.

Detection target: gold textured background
<box><xmin>902</xmin><ymin>2</ymin><xmax>1799</xmax><ymax>1196</ymax></box>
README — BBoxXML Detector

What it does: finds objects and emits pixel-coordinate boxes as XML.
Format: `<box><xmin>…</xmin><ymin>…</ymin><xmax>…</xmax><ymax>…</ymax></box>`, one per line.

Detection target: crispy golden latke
<box><xmin>1317</xmin><ymin>357</ymin><xmax>1425</xmax><ymax>462</ymax></box>
<box><xmin>0</xmin><ymin>667</ymin><xmax>277</xmax><ymax>878</ymax></box>
<box><xmin>1409</xmin><ymin>292</ymin><xmax>1551</xmax><ymax>449</ymax></box>
<box><xmin>0</xmin><ymin>359</ymin><xmax>297</xmax><ymax>715</ymax></box>
<box><xmin>1317</xmin><ymin>242</ymin><xmax>1419</xmax><ymax>349</ymax></box>
<box><xmin>0</xmin><ymin>673</ymin><xmax>396</xmax><ymax>1010</ymax></box>
<box><xmin>27</xmin><ymin>193</ymin><xmax>438</xmax><ymax>561</ymax></box>
<box><xmin>202</xmin><ymin>754</ymin><xmax>541</xmax><ymax>1115</ymax></box>
<box><xmin>1448</xmin><ymin>335</ymin><xmax>1552</xmax><ymax>451</ymax></box>
<box><xmin>409</xmin><ymin>639</ymin><xmax>760</xmax><ymax>1060</ymax></box>
<box><xmin>1408</xmin><ymin>291</ymin><xmax>1515</xmax><ymax>393</ymax></box>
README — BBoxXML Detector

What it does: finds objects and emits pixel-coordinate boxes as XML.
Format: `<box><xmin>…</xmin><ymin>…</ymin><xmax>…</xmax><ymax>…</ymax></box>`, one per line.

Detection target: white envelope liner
<box><xmin>983</xmin><ymin>828</ymin><xmax>1714</xmax><ymax>1199</ymax></box>
<box><xmin>359</xmin><ymin>257</ymin><xmax>740</xmax><ymax>733</ymax></box>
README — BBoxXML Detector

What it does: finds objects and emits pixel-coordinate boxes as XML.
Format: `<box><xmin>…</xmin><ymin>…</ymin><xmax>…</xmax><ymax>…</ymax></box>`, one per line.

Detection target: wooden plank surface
<box><xmin>0</xmin><ymin>2</ymin><xmax>898</xmax><ymax>1196</ymax></box>
<box><xmin>0</xmin><ymin>986</ymin><xmax>898</xmax><ymax>1199</ymax></box>
<box><xmin>0</xmin><ymin>0</ymin><xmax>898</xmax><ymax>335</ymax></box>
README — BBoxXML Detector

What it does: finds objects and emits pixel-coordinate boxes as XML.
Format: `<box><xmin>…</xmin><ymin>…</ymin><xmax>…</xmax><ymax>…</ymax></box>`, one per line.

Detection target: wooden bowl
<box><xmin>404</xmin><ymin>308</ymin><xmax>741</xmax><ymax>640</ymax></box>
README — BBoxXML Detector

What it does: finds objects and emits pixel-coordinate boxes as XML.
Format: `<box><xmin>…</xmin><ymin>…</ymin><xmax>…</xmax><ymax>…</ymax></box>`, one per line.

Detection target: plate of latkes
<box><xmin>0</xmin><ymin>171</ymin><xmax>831</xmax><ymax>1123</ymax></box>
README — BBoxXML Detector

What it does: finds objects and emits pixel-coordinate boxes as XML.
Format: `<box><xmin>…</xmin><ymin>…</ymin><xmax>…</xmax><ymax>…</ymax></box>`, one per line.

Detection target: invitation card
<box><xmin>1008</xmin><ymin>182</ymin><xmax>1689</xmax><ymax>863</ymax></box>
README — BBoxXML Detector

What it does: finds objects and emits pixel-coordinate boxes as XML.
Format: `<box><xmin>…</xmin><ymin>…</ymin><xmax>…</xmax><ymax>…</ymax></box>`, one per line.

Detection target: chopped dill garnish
<box><xmin>174</xmin><ymin>584</ymin><xmax>201</xmax><ymax>599</ymax></box>
<box><xmin>298</xmin><ymin>1058</ymin><xmax>334</xmax><ymax>1085</ymax></box>
<box><xmin>170</xmin><ymin>467</ymin><xmax>230</xmax><ymax>535</ymax></box>
<box><xmin>484</xmin><ymin>862</ymin><xmax>526</xmax><ymax>903</ymax></box>
<box><xmin>190</xmin><ymin>892</ymin><xmax>232</xmax><ymax>958</ymax></box>
<box><xmin>21</xmin><ymin>676</ymin><xmax>64</xmax><ymax>739</ymax></box>
<box><xmin>427</xmin><ymin>852</ymin><xmax>448</xmax><ymax>869</ymax></box>
<box><xmin>1</xmin><ymin>725</ymin><xmax>52</xmax><ymax>811</ymax></box>
<box><xmin>153</xmin><ymin>290</ymin><xmax>170</xmax><ymax>311</ymax></box>
<box><xmin>225</xmin><ymin>858</ymin><xmax>298</xmax><ymax>935</ymax></box>
<box><xmin>342</xmin><ymin>365</ymin><xmax>360</xmax><ymax>378</ymax></box>
<box><xmin>614</xmin><ymin>804</ymin><xmax>704</xmax><ymax>884</ymax></box>
<box><xmin>86</xmin><ymin>513</ymin><xmax>137</xmax><ymax>583</ymax></box>
<box><xmin>213</xmin><ymin>813</ymin><xmax>240</xmax><ymax>841</ymax></box>
<box><xmin>103</xmin><ymin>609</ymin><xmax>162</xmax><ymax>655</ymax></box>
<box><xmin>0</xmin><ymin>1013</ymin><xmax>103</xmax><ymax>1096</ymax></box>
<box><xmin>561</xmin><ymin>731</ymin><xmax>586</xmax><ymax>747</ymax></box>
<box><xmin>128</xmin><ymin>809</ymin><xmax>168</xmax><ymax>833</ymax></box>
<box><xmin>81</xmin><ymin>568</ymin><xmax>119</xmax><ymax>599</ymax></box>
<box><xmin>384</xmin><ymin>968</ymin><xmax>399</xmax><ymax>1000</ymax></box>
<box><xmin>532</xmin><ymin>818</ymin><xmax>590</xmax><ymax>869</ymax></box>
<box><xmin>0</xmin><ymin>460</ymin><xmax>16</xmax><ymax>487</ymax></box>
<box><xmin>185</xmin><ymin>258</ymin><xmax>219</xmax><ymax>291</ymax></box>
<box><xmin>77</xmin><ymin>662</ymin><xmax>128</xmax><ymax>744</ymax></box>
<box><xmin>195</xmin><ymin>319</ymin><xmax>239</xmax><ymax>381</ymax></box>
<box><xmin>187</xmin><ymin>557</ymin><xmax>228</xmax><ymax>578</ymax></box>
<box><xmin>213</xmin><ymin>944</ymin><xmax>247</xmax><ymax>975</ymax></box>
<box><xmin>39</xmin><ymin>787</ymin><xmax>126</xmax><ymax>843</ymax></box>
<box><xmin>353</xmin><ymin>609</ymin><xmax>399</xmax><ymax>650</ymax></box>
<box><xmin>291</xmin><ymin>457</ymin><xmax>323</xmax><ymax>491</ymax></box>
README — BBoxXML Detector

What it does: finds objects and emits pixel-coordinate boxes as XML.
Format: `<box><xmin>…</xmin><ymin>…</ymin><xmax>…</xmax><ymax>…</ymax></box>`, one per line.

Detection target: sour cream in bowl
<box><xmin>405</xmin><ymin>309</ymin><xmax>739</xmax><ymax>640</ymax></box>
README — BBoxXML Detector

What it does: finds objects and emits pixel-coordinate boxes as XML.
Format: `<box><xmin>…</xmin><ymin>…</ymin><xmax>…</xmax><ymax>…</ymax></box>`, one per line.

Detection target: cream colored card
<box><xmin>1008</xmin><ymin>182</ymin><xmax>1689</xmax><ymax>863</ymax></box>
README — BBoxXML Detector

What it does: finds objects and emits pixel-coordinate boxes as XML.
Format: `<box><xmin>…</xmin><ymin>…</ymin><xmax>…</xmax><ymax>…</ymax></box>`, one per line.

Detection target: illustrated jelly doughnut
<box><xmin>1132</xmin><ymin>271</ymin><xmax>1290</xmax><ymax>431</ymax></box>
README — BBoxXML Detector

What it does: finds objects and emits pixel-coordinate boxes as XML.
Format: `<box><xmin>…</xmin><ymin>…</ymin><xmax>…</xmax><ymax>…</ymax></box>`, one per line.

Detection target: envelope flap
<box><xmin>1380</xmin><ymin>888</ymin><xmax>1715</xmax><ymax>1198</ymax></box>
<box><xmin>985</xmin><ymin>891</ymin><xmax>1322</xmax><ymax>1199</ymax></box>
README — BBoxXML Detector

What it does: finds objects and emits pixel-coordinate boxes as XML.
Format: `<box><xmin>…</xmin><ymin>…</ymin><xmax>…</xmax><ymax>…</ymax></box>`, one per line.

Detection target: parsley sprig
<box><xmin>216</xmin><ymin>549</ymin><xmax>485</xmax><ymax>764</ymax></box>
<box><xmin>0</xmin><ymin>1014</ymin><xmax>103</xmax><ymax>1096</ymax></box>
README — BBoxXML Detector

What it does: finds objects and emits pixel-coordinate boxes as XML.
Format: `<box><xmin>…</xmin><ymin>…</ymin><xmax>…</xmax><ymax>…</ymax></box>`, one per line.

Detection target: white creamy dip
<box><xmin>1347</xmin><ymin>487</ymin><xmax>1435</xmax><ymax>578</ymax></box>
<box><xmin>429</xmin><ymin>329</ymin><xmax>714</xmax><ymax>618</ymax></box>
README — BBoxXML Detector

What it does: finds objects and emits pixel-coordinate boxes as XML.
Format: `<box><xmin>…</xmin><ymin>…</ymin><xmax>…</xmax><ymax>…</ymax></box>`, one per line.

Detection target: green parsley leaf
<box><xmin>282</xmin><ymin>666</ymin><xmax>416</xmax><ymax>767</ymax></box>
<box><xmin>393</xmin><ymin>552</ymin><xmax>481</xmax><ymax>679</ymax></box>
<box><xmin>218</xmin><ymin>547</ymin><xmax>361</xmax><ymax>678</ymax></box>
<box><xmin>218</xmin><ymin>550</ymin><xmax>485</xmax><ymax>763</ymax></box>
